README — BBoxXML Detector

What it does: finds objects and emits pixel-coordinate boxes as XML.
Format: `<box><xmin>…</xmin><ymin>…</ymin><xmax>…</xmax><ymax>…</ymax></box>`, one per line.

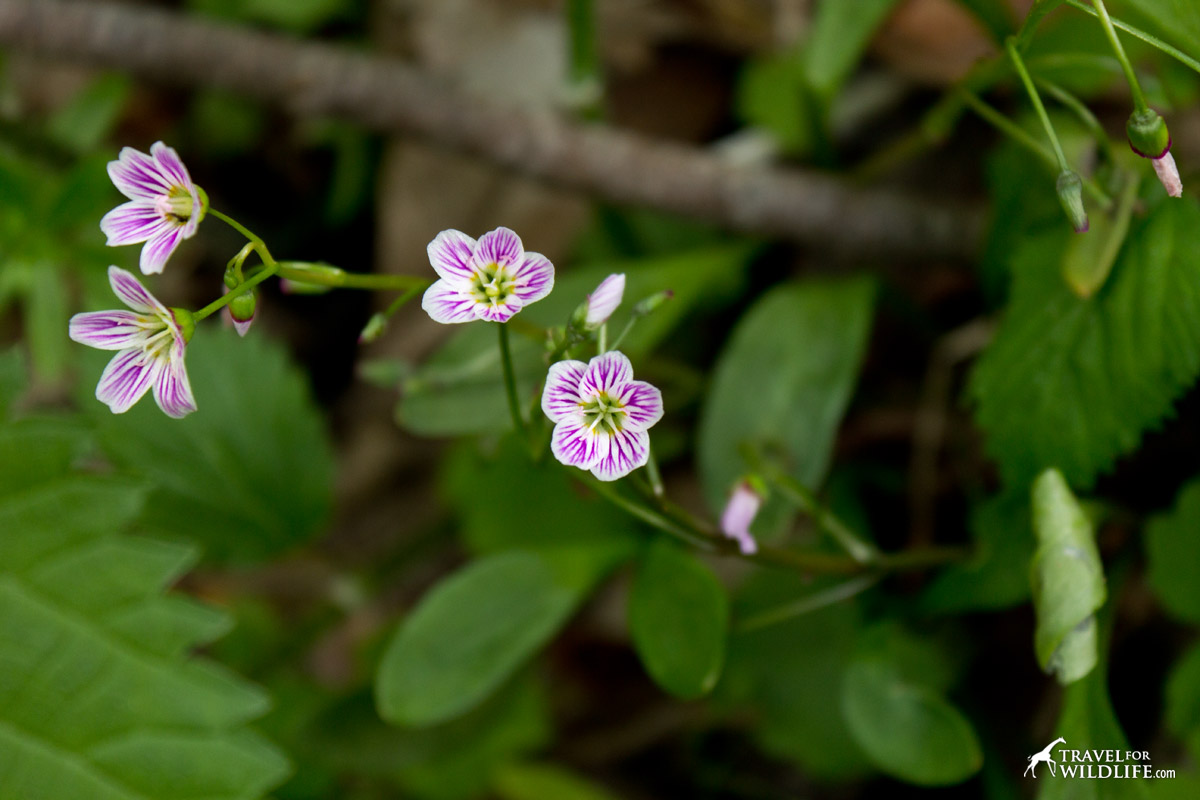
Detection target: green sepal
<box><xmin>171</xmin><ymin>307</ymin><xmax>197</xmax><ymax>343</ymax></box>
<box><xmin>1055</xmin><ymin>170</ymin><xmax>1089</xmax><ymax>234</ymax></box>
<box><xmin>229</xmin><ymin>291</ymin><xmax>257</xmax><ymax>323</ymax></box>
<box><xmin>1126</xmin><ymin>109</ymin><xmax>1171</xmax><ymax>159</ymax></box>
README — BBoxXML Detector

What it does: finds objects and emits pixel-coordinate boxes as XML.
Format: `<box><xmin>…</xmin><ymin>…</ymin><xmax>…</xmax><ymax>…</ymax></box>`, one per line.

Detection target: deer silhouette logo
<box><xmin>1025</xmin><ymin>737</ymin><xmax>1066</xmax><ymax>778</ymax></box>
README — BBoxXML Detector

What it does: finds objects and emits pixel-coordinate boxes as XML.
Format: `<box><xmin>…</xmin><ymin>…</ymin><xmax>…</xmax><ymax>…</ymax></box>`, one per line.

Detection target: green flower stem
<box><xmin>606</xmin><ymin>316</ymin><xmax>638</xmax><ymax>352</ymax></box>
<box><xmin>275</xmin><ymin>262</ymin><xmax>430</xmax><ymax>292</ymax></box>
<box><xmin>381</xmin><ymin>285</ymin><xmax>423</xmax><ymax>317</ymax></box>
<box><xmin>736</xmin><ymin>574</ymin><xmax>882</xmax><ymax>633</ymax></box>
<box><xmin>958</xmin><ymin>89</ymin><xmax>1113</xmax><ymax>207</ymax></box>
<box><xmin>1006</xmin><ymin>38</ymin><xmax>1071</xmax><ymax>172</ymax></box>
<box><xmin>498</xmin><ymin>323</ymin><xmax>526</xmax><ymax>436</ymax></box>
<box><xmin>194</xmin><ymin>244</ymin><xmax>276</xmax><ymax>321</ymax></box>
<box><xmin>597</xmin><ymin>322</ymin><xmax>607</xmax><ymax>354</ymax></box>
<box><xmin>226</xmin><ymin>241</ymin><xmax>257</xmax><ymax>282</ymax></box>
<box><xmin>1035</xmin><ymin>77</ymin><xmax>1116</xmax><ymax>165</ymax></box>
<box><xmin>1088</xmin><ymin>0</ymin><xmax>1148</xmax><ymax>112</ymax></box>
<box><xmin>1014</xmin><ymin>0</ymin><xmax>1066</xmax><ymax>52</ymax></box>
<box><xmin>209</xmin><ymin>208</ymin><xmax>260</xmax><ymax>244</ymax></box>
<box><xmin>1064</xmin><ymin>0</ymin><xmax>1200</xmax><ymax>76</ymax></box>
<box><xmin>643</xmin><ymin>444</ymin><xmax>665</xmax><ymax>500</ymax></box>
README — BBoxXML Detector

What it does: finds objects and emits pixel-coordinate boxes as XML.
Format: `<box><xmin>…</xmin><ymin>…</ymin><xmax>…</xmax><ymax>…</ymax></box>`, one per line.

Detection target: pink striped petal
<box><xmin>585</xmin><ymin>273</ymin><xmax>625</xmax><ymax>327</ymax></box>
<box><xmin>580</xmin><ymin>351</ymin><xmax>633</xmax><ymax>398</ymax></box>
<box><xmin>139</xmin><ymin>228</ymin><xmax>185</xmax><ymax>275</ymax></box>
<box><xmin>421</xmin><ymin>280</ymin><xmax>478</xmax><ymax>324</ymax></box>
<box><xmin>95</xmin><ymin>348</ymin><xmax>158</xmax><ymax>414</ymax></box>
<box><xmin>427</xmin><ymin>229</ymin><xmax>478</xmax><ymax>285</ymax></box>
<box><xmin>107</xmin><ymin>267</ymin><xmax>165</xmax><ymax>314</ymax></box>
<box><xmin>616</xmin><ymin>379</ymin><xmax>663</xmax><ymax>432</ymax></box>
<box><xmin>474</xmin><ymin>227</ymin><xmax>523</xmax><ymax>268</ymax></box>
<box><xmin>473</xmin><ymin>299</ymin><xmax>522</xmax><ymax>323</ymax></box>
<box><xmin>150</xmin><ymin>141</ymin><xmax>193</xmax><ymax>190</ymax></box>
<box><xmin>590</xmin><ymin>428</ymin><xmax>649</xmax><ymax>481</ymax></box>
<box><xmin>551</xmin><ymin>416</ymin><xmax>607</xmax><ymax>470</ymax></box>
<box><xmin>153</xmin><ymin>344</ymin><xmax>197</xmax><ymax>418</ymax></box>
<box><xmin>100</xmin><ymin>201</ymin><xmax>168</xmax><ymax>246</ymax></box>
<box><xmin>108</xmin><ymin>146</ymin><xmax>175</xmax><ymax>199</ymax></box>
<box><xmin>69</xmin><ymin>310</ymin><xmax>152</xmax><ymax>351</ymax></box>
<box><xmin>512</xmin><ymin>251</ymin><xmax>555</xmax><ymax>305</ymax></box>
<box><xmin>541</xmin><ymin>359</ymin><xmax>587</xmax><ymax>422</ymax></box>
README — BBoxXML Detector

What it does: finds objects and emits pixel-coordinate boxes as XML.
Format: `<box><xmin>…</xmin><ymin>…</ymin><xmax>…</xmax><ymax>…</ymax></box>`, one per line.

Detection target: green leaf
<box><xmin>803</xmin><ymin>0</ymin><xmax>902</xmax><ymax>100</ymax></box>
<box><xmin>93</xmin><ymin>327</ymin><xmax>335</xmax><ymax>562</ymax></box>
<box><xmin>628</xmin><ymin>541</ymin><xmax>728</xmax><ymax>699</ymax></box>
<box><xmin>46</xmin><ymin>74</ymin><xmax>130</xmax><ymax>154</ymax></box>
<box><xmin>1146</xmin><ymin>479</ymin><xmax>1200</xmax><ymax>623</ymax></box>
<box><xmin>697</xmin><ymin>277</ymin><xmax>874</xmax><ymax>510</ymax></box>
<box><xmin>493</xmin><ymin>762</ymin><xmax>620</xmax><ymax>800</ymax></box>
<box><xmin>921</xmin><ymin>492</ymin><xmax>1035</xmax><ymax>614</ymax></box>
<box><xmin>375</xmin><ymin>551</ymin><xmax>580</xmax><ymax>727</ymax></box>
<box><xmin>398</xmin><ymin>244</ymin><xmax>753</xmax><ymax>437</ymax></box>
<box><xmin>952</xmin><ymin>0</ymin><xmax>1015</xmax><ymax>41</ymax></box>
<box><xmin>26</xmin><ymin>263</ymin><xmax>70</xmax><ymax>383</ymax></box>
<box><xmin>1124</xmin><ymin>0</ymin><xmax>1200</xmax><ymax>57</ymax></box>
<box><xmin>1031</xmin><ymin>469</ymin><xmax>1106</xmax><ymax>684</ymax></box>
<box><xmin>0</xmin><ymin>418</ymin><xmax>91</xmax><ymax>499</ymax></box>
<box><xmin>971</xmin><ymin>199</ymin><xmax>1200</xmax><ymax>489</ymax></box>
<box><xmin>1166</xmin><ymin>642</ymin><xmax>1200</xmax><ymax>738</ymax></box>
<box><xmin>841</xmin><ymin>629</ymin><xmax>982</xmax><ymax>786</ymax></box>
<box><xmin>735</xmin><ymin>52</ymin><xmax>816</xmax><ymax>154</ymax></box>
<box><xmin>0</xmin><ymin>424</ymin><xmax>289</xmax><ymax>799</ymax></box>
<box><xmin>0</xmin><ymin>348</ymin><xmax>25</xmax><ymax>419</ymax></box>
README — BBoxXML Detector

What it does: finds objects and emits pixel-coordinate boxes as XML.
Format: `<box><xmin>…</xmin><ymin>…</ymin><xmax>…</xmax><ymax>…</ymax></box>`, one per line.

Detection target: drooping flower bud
<box><xmin>1055</xmin><ymin>171</ymin><xmax>1089</xmax><ymax>233</ymax></box>
<box><xmin>359</xmin><ymin>312</ymin><xmax>388</xmax><ymax>344</ymax></box>
<box><xmin>1127</xmin><ymin>109</ymin><xmax>1171</xmax><ymax>159</ymax></box>
<box><xmin>720</xmin><ymin>479</ymin><xmax>764</xmax><ymax>556</ymax></box>
<box><xmin>228</xmin><ymin>291</ymin><xmax>256</xmax><ymax>337</ymax></box>
<box><xmin>1153</xmin><ymin>150</ymin><xmax>1183</xmax><ymax>198</ymax></box>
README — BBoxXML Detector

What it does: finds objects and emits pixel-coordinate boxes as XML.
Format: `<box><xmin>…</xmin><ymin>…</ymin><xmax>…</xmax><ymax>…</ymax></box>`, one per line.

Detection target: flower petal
<box><xmin>512</xmin><ymin>251</ymin><xmax>555</xmax><ymax>305</ymax></box>
<box><xmin>108</xmin><ymin>146</ymin><xmax>174</xmax><ymax>200</ymax></box>
<box><xmin>139</xmin><ymin>227</ymin><xmax>185</xmax><ymax>275</ymax></box>
<box><xmin>617</xmin><ymin>379</ymin><xmax>663</xmax><ymax>431</ymax></box>
<box><xmin>474</xmin><ymin>227</ymin><xmax>524</xmax><ymax>269</ymax></box>
<box><xmin>100</xmin><ymin>201</ymin><xmax>168</xmax><ymax>246</ymax></box>
<box><xmin>150</xmin><ymin>141</ymin><xmax>194</xmax><ymax>191</ymax></box>
<box><xmin>580</xmin><ymin>351</ymin><xmax>634</xmax><ymax>398</ymax></box>
<box><xmin>1154</xmin><ymin>151</ymin><xmax>1183</xmax><ymax>198</ymax></box>
<box><xmin>421</xmin><ymin>279</ymin><xmax>478</xmax><ymax>324</ymax></box>
<box><xmin>585</xmin><ymin>273</ymin><xmax>624</xmax><ymax>327</ymax></box>
<box><xmin>541</xmin><ymin>359</ymin><xmax>587</xmax><ymax>422</ymax></box>
<box><xmin>551</xmin><ymin>416</ymin><xmax>607</xmax><ymax>470</ymax></box>
<box><xmin>427</xmin><ymin>229</ymin><xmax>478</xmax><ymax>285</ymax></box>
<box><xmin>69</xmin><ymin>310</ymin><xmax>153</xmax><ymax>351</ymax></box>
<box><xmin>720</xmin><ymin>482</ymin><xmax>762</xmax><ymax>555</ymax></box>
<box><xmin>152</xmin><ymin>342</ymin><xmax>197</xmax><ymax>418</ymax></box>
<box><xmin>590</xmin><ymin>428</ymin><xmax>648</xmax><ymax>481</ymax></box>
<box><xmin>473</xmin><ymin>300</ymin><xmax>522</xmax><ymax>323</ymax></box>
<box><xmin>107</xmin><ymin>266</ymin><xmax>166</xmax><ymax>314</ymax></box>
<box><xmin>95</xmin><ymin>348</ymin><xmax>157</xmax><ymax>414</ymax></box>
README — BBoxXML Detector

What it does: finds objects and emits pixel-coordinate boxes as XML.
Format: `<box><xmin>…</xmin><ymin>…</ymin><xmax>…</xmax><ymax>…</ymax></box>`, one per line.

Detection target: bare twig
<box><xmin>0</xmin><ymin>0</ymin><xmax>984</xmax><ymax>258</ymax></box>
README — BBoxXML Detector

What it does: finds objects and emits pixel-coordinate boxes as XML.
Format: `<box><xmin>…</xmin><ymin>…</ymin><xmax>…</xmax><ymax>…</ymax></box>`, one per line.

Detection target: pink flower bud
<box><xmin>720</xmin><ymin>481</ymin><xmax>762</xmax><ymax>555</ymax></box>
<box><xmin>1153</xmin><ymin>151</ymin><xmax>1183</xmax><ymax>198</ymax></box>
<box><xmin>585</xmin><ymin>273</ymin><xmax>625</xmax><ymax>328</ymax></box>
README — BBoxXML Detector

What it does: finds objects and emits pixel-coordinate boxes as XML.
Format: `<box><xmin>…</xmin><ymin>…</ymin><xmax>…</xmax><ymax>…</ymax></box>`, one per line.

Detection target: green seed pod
<box><xmin>1126</xmin><ymin>109</ymin><xmax>1171</xmax><ymax>159</ymax></box>
<box><xmin>1055</xmin><ymin>170</ymin><xmax>1089</xmax><ymax>234</ymax></box>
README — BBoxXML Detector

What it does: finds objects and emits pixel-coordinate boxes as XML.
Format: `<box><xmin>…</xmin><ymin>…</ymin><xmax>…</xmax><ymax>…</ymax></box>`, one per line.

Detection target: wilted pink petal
<box><xmin>720</xmin><ymin>481</ymin><xmax>762</xmax><ymax>555</ymax></box>
<box><xmin>1153</xmin><ymin>151</ymin><xmax>1183</xmax><ymax>198</ymax></box>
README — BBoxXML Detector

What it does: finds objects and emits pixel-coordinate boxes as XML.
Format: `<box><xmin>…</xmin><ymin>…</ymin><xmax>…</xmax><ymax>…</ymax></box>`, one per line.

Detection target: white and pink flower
<box><xmin>542</xmin><ymin>351</ymin><xmax>663</xmax><ymax>481</ymax></box>
<box><xmin>422</xmin><ymin>227</ymin><xmax>554</xmax><ymax>324</ymax></box>
<box><xmin>69</xmin><ymin>266</ymin><xmax>197</xmax><ymax>418</ymax></box>
<box><xmin>585</xmin><ymin>273</ymin><xmax>625</xmax><ymax>328</ymax></box>
<box><xmin>720</xmin><ymin>481</ymin><xmax>763</xmax><ymax>555</ymax></box>
<box><xmin>100</xmin><ymin>142</ymin><xmax>205</xmax><ymax>275</ymax></box>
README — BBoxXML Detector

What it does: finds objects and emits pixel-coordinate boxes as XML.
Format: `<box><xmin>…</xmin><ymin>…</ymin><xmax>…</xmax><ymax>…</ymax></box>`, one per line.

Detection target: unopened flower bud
<box><xmin>584</xmin><ymin>274</ymin><xmax>625</xmax><ymax>328</ymax></box>
<box><xmin>228</xmin><ymin>291</ymin><xmax>256</xmax><ymax>337</ymax></box>
<box><xmin>359</xmin><ymin>312</ymin><xmax>388</xmax><ymax>344</ymax></box>
<box><xmin>1127</xmin><ymin>109</ymin><xmax>1171</xmax><ymax>159</ymax></box>
<box><xmin>720</xmin><ymin>479</ymin><xmax>764</xmax><ymax>555</ymax></box>
<box><xmin>633</xmin><ymin>289</ymin><xmax>674</xmax><ymax>317</ymax></box>
<box><xmin>1152</xmin><ymin>150</ymin><xmax>1183</xmax><ymax>198</ymax></box>
<box><xmin>1055</xmin><ymin>171</ymin><xmax>1089</xmax><ymax>233</ymax></box>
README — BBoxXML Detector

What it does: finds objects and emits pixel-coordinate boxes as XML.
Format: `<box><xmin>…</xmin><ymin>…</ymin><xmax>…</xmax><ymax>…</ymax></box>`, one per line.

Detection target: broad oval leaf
<box><xmin>629</xmin><ymin>541</ymin><xmax>729</xmax><ymax>699</ymax></box>
<box><xmin>92</xmin><ymin>326</ymin><xmax>334</xmax><ymax>562</ymax></box>
<box><xmin>842</xmin><ymin>658</ymin><xmax>982</xmax><ymax>786</ymax></box>
<box><xmin>1146</xmin><ymin>479</ymin><xmax>1200</xmax><ymax>623</ymax></box>
<box><xmin>1031</xmin><ymin>469</ymin><xmax>1106</xmax><ymax>685</ymax></box>
<box><xmin>697</xmin><ymin>277</ymin><xmax>874</xmax><ymax>510</ymax></box>
<box><xmin>376</xmin><ymin>551</ymin><xmax>578</xmax><ymax>727</ymax></box>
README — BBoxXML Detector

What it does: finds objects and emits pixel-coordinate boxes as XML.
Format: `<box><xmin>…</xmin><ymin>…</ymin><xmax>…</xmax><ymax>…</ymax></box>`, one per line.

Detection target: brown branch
<box><xmin>0</xmin><ymin>0</ymin><xmax>983</xmax><ymax>258</ymax></box>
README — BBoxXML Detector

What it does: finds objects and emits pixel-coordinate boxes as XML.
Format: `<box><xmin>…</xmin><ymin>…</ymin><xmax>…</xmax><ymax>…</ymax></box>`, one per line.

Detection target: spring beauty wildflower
<box><xmin>100</xmin><ymin>142</ymin><xmax>206</xmax><ymax>274</ymax></box>
<box><xmin>1128</xmin><ymin>109</ymin><xmax>1183</xmax><ymax>198</ymax></box>
<box><xmin>720</xmin><ymin>480</ymin><xmax>763</xmax><ymax>555</ymax></box>
<box><xmin>584</xmin><ymin>273</ymin><xmax>625</xmax><ymax>328</ymax></box>
<box><xmin>69</xmin><ymin>266</ymin><xmax>197</xmax><ymax>418</ymax></box>
<box><xmin>422</xmin><ymin>227</ymin><xmax>554</xmax><ymax>324</ymax></box>
<box><xmin>542</xmin><ymin>351</ymin><xmax>663</xmax><ymax>481</ymax></box>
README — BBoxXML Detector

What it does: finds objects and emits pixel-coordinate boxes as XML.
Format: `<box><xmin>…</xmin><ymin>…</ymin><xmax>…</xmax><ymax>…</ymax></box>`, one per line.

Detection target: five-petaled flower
<box><xmin>422</xmin><ymin>227</ymin><xmax>554</xmax><ymax>324</ymax></box>
<box><xmin>100</xmin><ymin>142</ymin><xmax>206</xmax><ymax>275</ymax></box>
<box><xmin>69</xmin><ymin>266</ymin><xmax>198</xmax><ymax>418</ymax></box>
<box><xmin>542</xmin><ymin>351</ymin><xmax>663</xmax><ymax>481</ymax></box>
<box><xmin>720</xmin><ymin>480</ymin><xmax>763</xmax><ymax>555</ymax></box>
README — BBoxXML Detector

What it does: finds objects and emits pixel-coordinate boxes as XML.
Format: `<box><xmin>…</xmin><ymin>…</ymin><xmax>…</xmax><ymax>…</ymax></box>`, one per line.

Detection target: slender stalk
<box><xmin>1006</xmin><ymin>38</ymin><xmax>1070</xmax><ymax>172</ymax></box>
<box><xmin>194</xmin><ymin>248</ymin><xmax>276</xmax><ymax>320</ymax></box>
<box><xmin>597</xmin><ymin>323</ymin><xmax>607</xmax><ymax>354</ymax></box>
<box><xmin>275</xmin><ymin>262</ymin><xmax>429</xmax><ymax>291</ymax></box>
<box><xmin>584</xmin><ymin>478</ymin><xmax>714</xmax><ymax>550</ymax></box>
<box><xmin>606</xmin><ymin>316</ymin><xmax>638</xmax><ymax>352</ymax></box>
<box><xmin>644</xmin><ymin>444</ymin><xmax>665</xmax><ymax>500</ymax></box>
<box><xmin>382</xmin><ymin>285</ymin><xmax>422</xmax><ymax>317</ymax></box>
<box><xmin>753</xmin><ymin>462</ymin><xmax>879</xmax><ymax>565</ymax></box>
<box><xmin>736</xmin><ymin>575</ymin><xmax>881</xmax><ymax>633</ymax></box>
<box><xmin>1014</xmin><ymin>0</ymin><xmax>1066</xmax><ymax>52</ymax></box>
<box><xmin>1035</xmin><ymin>77</ymin><xmax>1116</xmax><ymax>165</ymax></box>
<box><xmin>210</xmin><ymin>208</ymin><xmax>261</xmax><ymax>244</ymax></box>
<box><xmin>1064</xmin><ymin>0</ymin><xmax>1200</xmax><ymax>75</ymax></box>
<box><xmin>1089</xmin><ymin>0</ymin><xmax>1148</xmax><ymax>111</ymax></box>
<box><xmin>498</xmin><ymin>323</ymin><xmax>526</xmax><ymax>435</ymax></box>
